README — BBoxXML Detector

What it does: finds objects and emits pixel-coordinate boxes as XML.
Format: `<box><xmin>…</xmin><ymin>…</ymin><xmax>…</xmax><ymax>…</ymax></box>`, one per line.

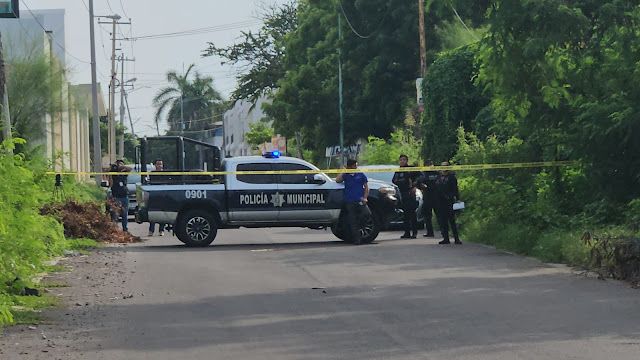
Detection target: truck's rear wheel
<box><xmin>176</xmin><ymin>210</ymin><xmax>218</xmax><ymax>247</ymax></box>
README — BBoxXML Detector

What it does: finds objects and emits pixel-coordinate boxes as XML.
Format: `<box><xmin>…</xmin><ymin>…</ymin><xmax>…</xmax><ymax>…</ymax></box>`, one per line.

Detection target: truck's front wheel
<box><xmin>176</xmin><ymin>210</ymin><xmax>218</xmax><ymax>247</ymax></box>
<box><xmin>331</xmin><ymin>208</ymin><xmax>381</xmax><ymax>244</ymax></box>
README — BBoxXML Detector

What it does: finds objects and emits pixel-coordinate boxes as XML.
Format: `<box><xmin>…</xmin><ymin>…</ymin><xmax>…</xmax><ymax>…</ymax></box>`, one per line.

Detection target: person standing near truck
<box><xmin>393</xmin><ymin>154</ymin><xmax>418</xmax><ymax>239</ymax></box>
<box><xmin>109</xmin><ymin>159</ymin><xmax>132</xmax><ymax>232</ymax></box>
<box><xmin>416</xmin><ymin>159</ymin><xmax>439</xmax><ymax>237</ymax></box>
<box><xmin>147</xmin><ymin>159</ymin><xmax>166</xmax><ymax>237</ymax></box>
<box><xmin>336</xmin><ymin>158</ymin><xmax>369</xmax><ymax>245</ymax></box>
<box><xmin>434</xmin><ymin>161</ymin><xmax>461</xmax><ymax>244</ymax></box>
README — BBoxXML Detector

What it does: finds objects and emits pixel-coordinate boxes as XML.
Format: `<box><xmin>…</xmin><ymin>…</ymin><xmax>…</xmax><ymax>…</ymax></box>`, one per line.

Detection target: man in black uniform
<box><xmin>416</xmin><ymin>159</ymin><xmax>439</xmax><ymax>237</ymax></box>
<box><xmin>434</xmin><ymin>161</ymin><xmax>461</xmax><ymax>244</ymax></box>
<box><xmin>109</xmin><ymin>160</ymin><xmax>132</xmax><ymax>232</ymax></box>
<box><xmin>393</xmin><ymin>154</ymin><xmax>418</xmax><ymax>239</ymax></box>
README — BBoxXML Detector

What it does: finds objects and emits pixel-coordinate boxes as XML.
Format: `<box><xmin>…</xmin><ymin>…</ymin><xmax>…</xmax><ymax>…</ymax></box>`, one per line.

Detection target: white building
<box><xmin>223</xmin><ymin>96</ymin><xmax>272</xmax><ymax>157</ymax></box>
<box><xmin>0</xmin><ymin>9</ymin><xmax>102</xmax><ymax>176</ymax></box>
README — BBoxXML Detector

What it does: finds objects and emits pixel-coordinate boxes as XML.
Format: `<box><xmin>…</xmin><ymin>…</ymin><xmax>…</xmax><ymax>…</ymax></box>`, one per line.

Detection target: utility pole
<box><xmin>118</xmin><ymin>55</ymin><xmax>135</xmax><ymax>159</ymax></box>
<box><xmin>123</xmin><ymin>91</ymin><xmax>135</xmax><ymax>139</ymax></box>
<box><xmin>119</xmin><ymin>56</ymin><xmax>125</xmax><ymax>159</ymax></box>
<box><xmin>418</xmin><ymin>0</ymin><xmax>428</xmax><ymax>77</ymax></box>
<box><xmin>180</xmin><ymin>94</ymin><xmax>184</xmax><ymax>135</ymax></box>
<box><xmin>338</xmin><ymin>13</ymin><xmax>345</xmax><ymax>167</ymax></box>
<box><xmin>0</xmin><ymin>33</ymin><xmax>12</xmax><ymax>154</ymax></box>
<box><xmin>105</xmin><ymin>14</ymin><xmax>120</xmax><ymax>164</ymax></box>
<box><xmin>88</xmin><ymin>0</ymin><xmax>102</xmax><ymax>183</ymax></box>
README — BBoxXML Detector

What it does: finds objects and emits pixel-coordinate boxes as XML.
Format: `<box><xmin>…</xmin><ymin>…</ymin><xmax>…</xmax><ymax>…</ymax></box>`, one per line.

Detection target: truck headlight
<box><xmin>379</xmin><ymin>187</ymin><xmax>396</xmax><ymax>196</ymax></box>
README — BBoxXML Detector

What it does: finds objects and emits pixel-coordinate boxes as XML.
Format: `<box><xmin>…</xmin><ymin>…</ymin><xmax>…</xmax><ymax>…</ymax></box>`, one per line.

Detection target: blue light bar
<box><xmin>262</xmin><ymin>151</ymin><xmax>281</xmax><ymax>158</ymax></box>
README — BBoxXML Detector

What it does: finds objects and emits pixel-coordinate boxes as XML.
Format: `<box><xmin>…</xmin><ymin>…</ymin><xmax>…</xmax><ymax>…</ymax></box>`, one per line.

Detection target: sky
<box><xmin>22</xmin><ymin>0</ymin><xmax>287</xmax><ymax>137</ymax></box>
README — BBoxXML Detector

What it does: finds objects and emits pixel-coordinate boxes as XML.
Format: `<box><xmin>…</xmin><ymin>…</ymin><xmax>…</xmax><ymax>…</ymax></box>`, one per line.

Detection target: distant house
<box><xmin>222</xmin><ymin>96</ymin><xmax>272</xmax><ymax>157</ymax></box>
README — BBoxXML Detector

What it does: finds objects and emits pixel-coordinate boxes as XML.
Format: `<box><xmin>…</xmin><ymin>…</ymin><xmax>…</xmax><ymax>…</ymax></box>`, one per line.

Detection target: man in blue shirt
<box><xmin>336</xmin><ymin>158</ymin><xmax>369</xmax><ymax>245</ymax></box>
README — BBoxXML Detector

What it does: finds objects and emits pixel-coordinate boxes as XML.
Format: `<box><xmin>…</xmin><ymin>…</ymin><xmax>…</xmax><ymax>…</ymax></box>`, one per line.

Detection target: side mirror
<box><xmin>313</xmin><ymin>174</ymin><xmax>326</xmax><ymax>184</ymax></box>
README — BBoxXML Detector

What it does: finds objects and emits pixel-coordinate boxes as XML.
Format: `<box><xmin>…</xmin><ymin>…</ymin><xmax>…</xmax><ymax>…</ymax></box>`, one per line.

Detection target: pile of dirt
<box><xmin>40</xmin><ymin>199</ymin><xmax>141</xmax><ymax>243</ymax></box>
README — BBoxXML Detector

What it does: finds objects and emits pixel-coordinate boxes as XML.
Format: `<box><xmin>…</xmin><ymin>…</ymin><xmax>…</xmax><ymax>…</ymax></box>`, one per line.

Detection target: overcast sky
<box><xmin>23</xmin><ymin>0</ymin><xmax>286</xmax><ymax>137</ymax></box>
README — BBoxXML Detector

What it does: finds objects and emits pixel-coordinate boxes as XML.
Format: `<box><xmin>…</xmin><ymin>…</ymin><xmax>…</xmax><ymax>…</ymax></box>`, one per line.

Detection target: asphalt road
<box><xmin>31</xmin><ymin>223</ymin><xmax>640</xmax><ymax>359</ymax></box>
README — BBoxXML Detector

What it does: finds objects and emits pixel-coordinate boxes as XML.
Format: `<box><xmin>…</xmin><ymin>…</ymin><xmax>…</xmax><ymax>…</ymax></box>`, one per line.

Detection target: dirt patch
<box><xmin>41</xmin><ymin>200</ymin><xmax>141</xmax><ymax>244</ymax></box>
<box><xmin>0</xmin><ymin>246</ymin><xmax>133</xmax><ymax>359</ymax></box>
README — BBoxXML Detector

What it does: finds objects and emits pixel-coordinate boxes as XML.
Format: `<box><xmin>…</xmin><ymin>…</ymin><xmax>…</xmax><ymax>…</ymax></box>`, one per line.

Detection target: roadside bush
<box><xmin>0</xmin><ymin>138</ymin><xmax>103</xmax><ymax>328</ymax></box>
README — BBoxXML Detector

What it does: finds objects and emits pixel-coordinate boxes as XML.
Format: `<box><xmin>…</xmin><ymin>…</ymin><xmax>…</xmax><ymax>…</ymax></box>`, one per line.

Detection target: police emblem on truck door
<box><xmin>275</xmin><ymin>163</ymin><xmax>343</xmax><ymax>222</ymax></box>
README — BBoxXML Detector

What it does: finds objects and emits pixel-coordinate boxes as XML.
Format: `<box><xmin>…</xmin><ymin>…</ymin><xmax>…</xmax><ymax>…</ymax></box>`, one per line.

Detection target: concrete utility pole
<box><xmin>0</xmin><ymin>33</ymin><xmax>12</xmax><ymax>153</ymax></box>
<box><xmin>88</xmin><ymin>0</ymin><xmax>102</xmax><ymax>183</ymax></box>
<box><xmin>338</xmin><ymin>13</ymin><xmax>345</xmax><ymax>167</ymax></box>
<box><xmin>418</xmin><ymin>0</ymin><xmax>428</xmax><ymax>77</ymax></box>
<box><xmin>108</xmin><ymin>14</ymin><xmax>120</xmax><ymax>163</ymax></box>
<box><xmin>118</xmin><ymin>55</ymin><xmax>135</xmax><ymax>159</ymax></box>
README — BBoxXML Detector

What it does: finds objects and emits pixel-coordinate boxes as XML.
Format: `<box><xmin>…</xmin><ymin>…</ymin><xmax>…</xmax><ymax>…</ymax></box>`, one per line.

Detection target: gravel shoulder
<box><xmin>0</xmin><ymin>242</ymin><xmax>136</xmax><ymax>359</ymax></box>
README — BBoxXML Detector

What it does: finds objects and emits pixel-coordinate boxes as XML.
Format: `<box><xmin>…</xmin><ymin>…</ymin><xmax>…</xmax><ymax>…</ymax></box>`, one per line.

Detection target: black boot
<box><xmin>424</xmin><ymin>218</ymin><xmax>435</xmax><ymax>237</ymax></box>
<box><xmin>400</xmin><ymin>233</ymin><xmax>412</xmax><ymax>239</ymax></box>
<box><xmin>439</xmin><ymin>237</ymin><xmax>451</xmax><ymax>245</ymax></box>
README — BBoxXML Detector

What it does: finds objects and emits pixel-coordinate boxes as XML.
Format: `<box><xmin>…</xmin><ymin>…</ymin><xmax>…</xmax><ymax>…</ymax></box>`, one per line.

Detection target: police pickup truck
<box><xmin>134</xmin><ymin>136</ymin><xmax>398</xmax><ymax>247</ymax></box>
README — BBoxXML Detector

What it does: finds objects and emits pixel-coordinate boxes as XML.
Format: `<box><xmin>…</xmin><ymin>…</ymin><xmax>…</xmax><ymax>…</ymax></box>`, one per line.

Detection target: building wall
<box><xmin>0</xmin><ymin>8</ymin><xmax>100</xmax><ymax>179</ymax></box>
<box><xmin>223</xmin><ymin>96</ymin><xmax>272</xmax><ymax>157</ymax></box>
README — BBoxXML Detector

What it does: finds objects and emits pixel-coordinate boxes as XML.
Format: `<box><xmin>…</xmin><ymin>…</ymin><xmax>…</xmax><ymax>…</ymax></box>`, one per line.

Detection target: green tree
<box><xmin>152</xmin><ymin>64</ymin><xmax>226</xmax><ymax>139</ymax></box>
<box><xmin>6</xmin><ymin>54</ymin><xmax>65</xmax><ymax>145</ymax></box>
<box><xmin>476</xmin><ymin>0</ymin><xmax>640</xmax><ymax>210</ymax></box>
<box><xmin>245</xmin><ymin>122</ymin><xmax>274</xmax><ymax>147</ymax></box>
<box><xmin>202</xmin><ymin>1</ymin><xmax>298</xmax><ymax>102</ymax></box>
<box><xmin>360</xmin><ymin>128</ymin><xmax>422</xmax><ymax>166</ymax></box>
<box><xmin>421</xmin><ymin>44</ymin><xmax>490</xmax><ymax>163</ymax></box>
<box><xmin>264</xmin><ymin>0</ymin><xmax>423</xmax><ymax>161</ymax></box>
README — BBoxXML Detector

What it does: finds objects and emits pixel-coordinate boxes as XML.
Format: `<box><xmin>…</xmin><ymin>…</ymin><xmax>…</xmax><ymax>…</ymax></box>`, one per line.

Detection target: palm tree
<box><xmin>152</xmin><ymin>64</ymin><xmax>226</xmax><ymax>138</ymax></box>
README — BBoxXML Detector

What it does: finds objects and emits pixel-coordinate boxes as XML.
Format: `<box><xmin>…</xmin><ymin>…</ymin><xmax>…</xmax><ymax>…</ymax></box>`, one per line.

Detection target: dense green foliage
<box><xmin>0</xmin><ymin>139</ymin><xmax>101</xmax><ymax>329</ymax></box>
<box><xmin>245</xmin><ymin>122</ymin><xmax>275</xmax><ymax>147</ymax></box>
<box><xmin>359</xmin><ymin>129</ymin><xmax>422</xmax><ymax>166</ymax></box>
<box><xmin>422</xmin><ymin>45</ymin><xmax>490</xmax><ymax>162</ymax></box>
<box><xmin>264</xmin><ymin>0</ymin><xmax>422</xmax><ymax>160</ymax></box>
<box><xmin>417</xmin><ymin>0</ymin><xmax>640</xmax><ymax>264</ymax></box>
<box><xmin>206</xmin><ymin>0</ymin><xmax>639</xmax><ymax>272</ymax></box>
<box><xmin>6</xmin><ymin>54</ymin><xmax>65</xmax><ymax>145</ymax></box>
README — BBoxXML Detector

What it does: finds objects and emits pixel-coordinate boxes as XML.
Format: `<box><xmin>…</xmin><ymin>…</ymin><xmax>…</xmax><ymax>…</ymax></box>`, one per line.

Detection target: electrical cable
<box><xmin>125</xmin><ymin>20</ymin><xmax>262</xmax><ymax>41</ymax></box>
<box><xmin>338</xmin><ymin>0</ymin><xmax>391</xmax><ymax>39</ymax></box>
<box><xmin>119</xmin><ymin>0</ymin><xmax>131</xmax><ymax>19</ymax></box>
<box><xmin>450</xmin><ymin>3</ymin><xmax>480</xmax><ymax>41</ymax></box>
<box><xmin>106</xmin><ymin>0</ymin><xmax>115</xmax><ymax>13</ymax></box>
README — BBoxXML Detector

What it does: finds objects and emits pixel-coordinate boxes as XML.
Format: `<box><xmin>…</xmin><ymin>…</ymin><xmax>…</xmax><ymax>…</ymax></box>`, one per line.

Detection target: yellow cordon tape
<box><xmin>43</xmin><ymin>161</ymin><xmax>579</xmax><ymax>176</ymax></box>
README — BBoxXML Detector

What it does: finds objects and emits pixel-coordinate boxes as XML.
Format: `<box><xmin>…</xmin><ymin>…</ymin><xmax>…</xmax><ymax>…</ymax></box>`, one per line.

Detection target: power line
<box><xmin>450</xmin><ymin>3</ymin><xmax>480</xmax><ymax>41</ymax></box>
<box><xmin>119</xmin><ymin>0</ymin><xmax>131</xmax><ymax>19</ymax></box>
<box><xmin>125</xmin><ymin>20</ymin><xmax>262</xmax><ymax>41</ymax></box>
<box><xmin>338</xmin><ymin>0</ymin><xmax>391</xmax><ymax>40</ymax></box>
<box><xmin>20</xmin><ymin>0</ymin><xmax>92</xmax><ymax>64</ymax></box>
<box><xmin>106</xmin><ymin>0</ymin><xmax>115</xmax><ymax>13</ymax></box>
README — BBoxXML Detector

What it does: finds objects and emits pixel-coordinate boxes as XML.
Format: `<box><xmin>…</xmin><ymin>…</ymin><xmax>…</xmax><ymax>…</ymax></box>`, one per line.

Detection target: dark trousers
<box><xmin>110</xmin><ymin>197</ymin><xmax>129</xmax><ymax>232</ymax></box>
<box><xmin>422</xmin><ymin>195</ymin><xmax>435</xmax><ymax>236</ymax></box>
<box><xmin>149</xmin><ymin>222</ymin><xmax>165</xmax><ymax>233</ymax></box>
<box><xmin>345</xmin><ymin>202</ymin><xmax>369</xmax><ymax>244</ymax></box>
<box><xmin>435</xmin><ymin>204</ymin><xmax>459</xmax><ymax>241</ymax></box>
<box><xmin>401</xmin><ymin>193</ymin><xmax>418</xmax><ymax>236</ymax></box>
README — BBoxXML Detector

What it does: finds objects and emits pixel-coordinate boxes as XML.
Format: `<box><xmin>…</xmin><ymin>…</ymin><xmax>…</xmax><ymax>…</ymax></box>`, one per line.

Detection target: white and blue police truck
<box><xmin>134</xmin><ymin>136</ymin><xmax>399</xmax><ymax>247</ymax></box>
